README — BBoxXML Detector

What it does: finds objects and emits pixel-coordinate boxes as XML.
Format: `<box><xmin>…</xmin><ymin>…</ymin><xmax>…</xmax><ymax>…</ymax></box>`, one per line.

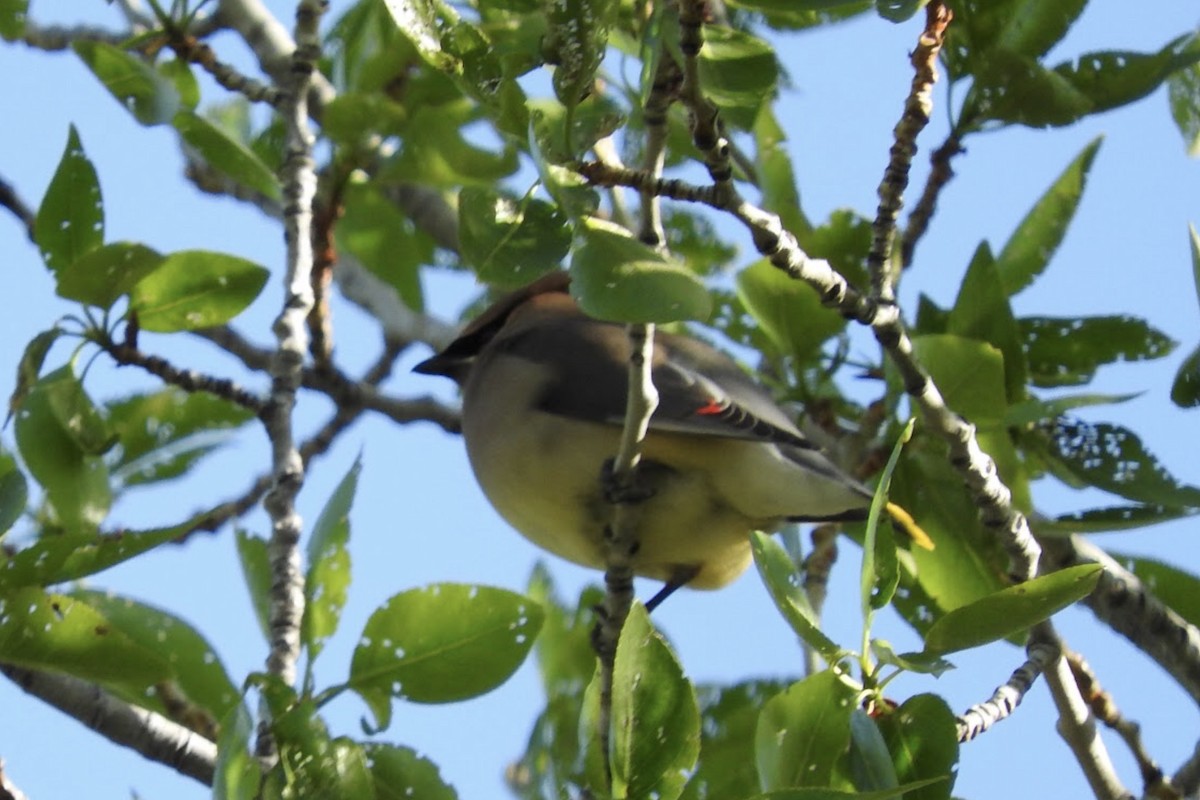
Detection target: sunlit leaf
<box><xmin>129</xmin><ymin>250</ymin><xmax>269</xmax><ymax>332</ymax></box>
<box><xmin>349</xmin><ymin>584</ymin><xmax>543</xmax><ymax>729</ymax></box>
<box><xmin>458</xmin><ymin>187</ymin><xmax>571</xmax><ymax>288</ymax></box>
<box><xmin>173</xmin><ymin>111</ymin><xmax>282</xmax><ymax>201</ymax></box>
<box><xmin>0</xmin><ymin>452</ymin><xmax>27</xmax><ymax>537</ymax></box>
<box><xmin>73</xmin><ymin>40</ymin><xmax>180</xmax><ymax>126</ymax></box>
<box><xmin>570</xmin><ymin>217</ymin><xmax>711</xmax><ymax>322</ymax></box>
<box><xmin>363</xmin><ymin>743</ymin><xmax>457</xmax><ymax>800</ymax></box>
<box><xmin>922</xmin><ymin>564</ymin><xmax>1102</xmax><ymax>653</ymax></box>
<box><xmin>235</xmin><ymin>529</ymin><xmax>271</xmax><ymax>642</ymax></box>
<box><xmin>0</xmin><ymin>525</ymin><xmax>182</xmax><ymax>591</ymax></box>
<box><xmin>736</xmin><ymin>258</ymin><xmax>846</xmax><ymax>361</ymax></box>
<box><xmin>751</xmin><ymin>531</ymin><xmax>844</xmax><ymax>666</ymax></box>
<box><xmin>1168</xmin><ymin>63</ymin><xmax>1200</xmax><ymax>157</ymax></box>
<box><xmin>304</xmin><ymin>457</ymin><xmax>361</xmax><ymax>659</ymax></box>
<box><xmin>35</xmin><ymin>125</ymin><xmax>103</xmax><ymax>274</ymax></box>
<box><xmin>55</xmin><ymin>242</ymin><xmax>164</xmax><ymax>310</ymax></box>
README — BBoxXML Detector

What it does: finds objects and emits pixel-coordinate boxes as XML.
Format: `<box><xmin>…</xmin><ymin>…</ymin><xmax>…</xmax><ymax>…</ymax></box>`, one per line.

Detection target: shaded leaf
<box><xmin>876</xmin><ymin>694</ymin><xmax>957</xmax><ymax>800</ymax></box>
<box><xmin>304</xmin><ymin>457</ymin><xmax>361</xmax><ymax>659</ymax></box>
<box><xmin>756</xmin><ymin>670</ymin><xmax>855</xmax><ymax>790</ymax></box>
<box><xmin>570</xmin><ymin>217</ymin><xmax>711</xmax><ymax>323</ymax></box>
<box><xmin>349</xmin><ymin>583</ymin><xmax>543</xmax><ymax>729</ymax></box>
<box><xmin>698</xmin><ymin>27</ymin><xmax>778</xmax><ymax>128</ymax></box>
<box><xmin>609</xmin><ymin>604</ymin><xmax>700</xmax><ymax>800</ymax></box>
<box><xmin>459</xmin><ymin>187</ymin><xmax>571</xmax><ymax>289</ymax></box>
<box><xmin>173</xmin><ymin>111</ymin><xmax>281</xmax><ymax>201</ymax></box>
<box><xmin>338</xmin><ymin>182</ymin><xmax>429</xmax><ymax>312</ymax></box>
<box><xmin>235</xmin><ymin>529</ymin><xmax>271</xmax><ymax>642</ymax></box>
<box><xmin>1034</xmin><ymin>417</ymin><xmax>1200</xmax><ymax>507</ymax></box>
<box><xmin>751</xmin><ymin>531</ymin><xmax>844</xmax><ymax>665</ymax></box>
<box><xmin>948</xmin><ymin>243</ymin><xmax>1027</xmax><ymax>401</ymax></box>
<box><xmin>39</xmin><ymin>366</ymin><xmax>116</xmax><ymax>456</ymax></box>
<box><xmin>871</xmin><ymin>641</ymin><xmax>953</xmax><ymax>676</ymax></box>
<box><xmin>0</xmin><ymin>452</ymin><xmax>27</xmax><ymax>536</ymax></box>
<box><xmin>106</xmin><ymin>389</ymin><xmax>254</xmax><ymax>487</ymax></box>
<box><xmin>1168</xmin><ymin>63</ymin><xmax>1200</xmax><ymax>157</ymax></box>
<box><xmin>13</xmin><ymin>372</ymin><xmax>111</xmax><ymax>531</ymax></box>
<box><xmin>848</xmin><ymin>709</ymin><xmax>898</xmax><ymax>791</ymax></box>
<box><xmin>55</xmin><ymin>242</ymin><xmax>164</xmax><ymax>310</ymax></box>
<box><xmin>212</xmin><ymin>704</ymin><xmax>259</xmax><ymax>800</ymax></box>
<box><xmin>129</xmin><ymin>250</ymin><xmax>269</xmax><ymax>332</ymax></box>
<box><xmin>736</xmin><ymin>258</ymin><xmax>846</xmax><ymax>362</ymax></box>
<box><xmin>73</xmin><ymin>40</ymin><xmax>180</xmax><ymax>126</ymax></box>
<box><xmin>1111</xmin><ymin>553</ymin><xmax>1200</xmax><ymax>631</ymax></box>
<box><xmin>1172</xmin><ymin>224</ymin><xmax>1200</xmax><ymax>407</ymax></box>
<box><xmin>8</xmin><ymin>328</ymin><xmax>61</xmax><ymax>422</ymax></box>
<box><xmin>681</xmin><ymin>680</ymin><xmax>790</xmax><ymax>800</ymax></box>
<box><xmin>389</xmin><ymin>105</ymin><xmax>520</xmax><ymax>188</ymax></box>
<box><xmin>1042</xmin><ymin>504</ymin><xmax>1199</xmax><ymax>535</ymax></box>
<box><xmin>1022</xmin><ymin>315</ymin><xmax>1176</xmax><ymax>388</ymax></box>
<box><xmin>35</xmin><ymin>125</ymin><xmax>103</xmax><ymax>274</ymax></box>
<box><xmin>922</xmin><ymin>564</ymin><xmax>1102</xmax><ymax>653</ymax></box>
<box><xmin>861</xmin><ymin>420</ymin><xmax>911</xmax><ymax>617</ymax></box>
<box><xmin>996</xmin><ymin>137</ymin><xmax>1101</xmax><ymax>296</ymax></box>
<box><xmin>0</xmin><ymin>0</ymin><xmax>27</xmax><ymax>40</ymax></box>
<box><xmin>363</xmin><ymin>743</ymin><xmax>457</xmax><ymax>800</ymax></box>
<box><xmin>1005</xmin><ymin>392</ymin><xmax>1139</xmax><ymax>427</ymax></box>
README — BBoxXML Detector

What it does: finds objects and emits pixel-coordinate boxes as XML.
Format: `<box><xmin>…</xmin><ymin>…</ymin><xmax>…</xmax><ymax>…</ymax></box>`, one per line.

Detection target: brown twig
<box><xmin>901</xmin><ymin>132</ymin><xmax>964</xmax><ymax>269</ymax></box>
<box><xmin>803</xmin><ymin>524</ymin><xmax>838</xmax><ymax>676</ymax></box>
<box><xmin>0</xmin><ymin>176</ymin><xmax>36</xmax><ymax>242</ymax></box>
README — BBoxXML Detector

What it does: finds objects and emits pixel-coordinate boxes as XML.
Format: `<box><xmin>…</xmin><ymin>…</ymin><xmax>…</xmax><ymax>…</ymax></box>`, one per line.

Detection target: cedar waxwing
<box><xmin>414</xmin><ymin>271</ymin><xmax>878</xmax><ymax>602</ymax></box>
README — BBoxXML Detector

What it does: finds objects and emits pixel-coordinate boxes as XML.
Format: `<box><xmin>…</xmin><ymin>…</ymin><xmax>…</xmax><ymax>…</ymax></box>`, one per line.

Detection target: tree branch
<box><xmin>255</xmin><ymin>0</ymin><xmax>326</xmax><ymax>759</ymax></box>
<box><xmin>0</xmin><ymin>663</ymin><xmax>216</xmax><ymax>786</ymax></box>
<box><xmin>956</xmin><ymin>639</ymin><xmax>1056</xmax><ymax>741</ymax></box>
<box><xmin>901</xmin><ymin>131</ymin><xmax>964</xmax><ymax>269</ymax></box>
<box><xmin>0</xmin><ymin>760</ymin><xmax>29</xmax><ymax>800</ymax></box>
<box><xmin>0</xmin><ymin>174</ymin><xmax>36</xmax><ymax>242</ymax></box>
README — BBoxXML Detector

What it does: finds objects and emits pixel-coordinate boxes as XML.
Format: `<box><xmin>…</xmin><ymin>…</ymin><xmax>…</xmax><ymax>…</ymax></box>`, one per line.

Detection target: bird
<box><xmin>415</xmin><ymin>271</ymin><xmax>916</xmax><ymax>608</ymax></box>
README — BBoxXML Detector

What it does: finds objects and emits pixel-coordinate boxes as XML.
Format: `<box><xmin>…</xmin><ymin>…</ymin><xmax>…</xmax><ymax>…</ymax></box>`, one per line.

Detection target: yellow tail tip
<box><xmin>886</xmin><ymin>501</ymin><xmax>935</xmax><ymax>550</ymax></box>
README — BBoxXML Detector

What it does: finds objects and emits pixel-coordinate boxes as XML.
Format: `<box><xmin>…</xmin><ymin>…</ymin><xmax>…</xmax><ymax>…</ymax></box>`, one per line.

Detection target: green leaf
<box><xmin>0</xmin><ymin>452</ymin><xmax>27</xmax><ymax>536</ymax></box>
<box><xmin>55</xmin><ymin>242</ymin><xmax>164</xmax><ymax>310</ymax></box>
<box><xmin>129</xmin><ymin>249</ymin><xmax>269</xmax><ymax>332</ymax></box>
<box><xmin>848</xmin><ymin>710</ymin><xmax>898</xmax><ymax>791</ymax></box>
<box><xmin>8</xmin><ymin>328</ymin><xmax>61</xmax><ymax>422</ymax></box>
<box><xmin>106</xmin><ymin>389</ymin><xmax>254</xmax><ymax>487</ymax></box>
<box><xmin>349</xmin><ymin>583</ymin><xmax>543</xmax><ymax>728</ymax></box>
<box><xmin>870</xmin><ymin>641</ymin><xmax>953</xmax><ymax>676</ymax></box>
<box><xmin>909</xmin><ymin>335</ymin><xmax>1007</xmax><ymax>422</ymax></box>
<box><xmin>0</xmin><ymin>525</ymin><xmax>182</xmax><ymax>591</ymax></box>
<box><xmin>526</xmin><ymin>565</ymin><xmax>601</xmax><ymax>696</ymax></box>
<box><xmin>543</xmin><ymin>0</ymin><xmax>618</xmax><ymax>111</ymax></box>
<box><xmin>0</xmin><ymin>587</ymin><xmax>170</xmax><ymax>688</ymax></box>
<box><xmin>995</xmin><ymin>138</ymin><xmax>1101</xmax><ymax>296</ymax></box>
<box><xmin>173</xmin><ymin>111</ymin><xmax>282</xmax><ymax>201</ymax></box>
<box><xmin>304</xmin><ymin>457</ymin><xmax>361</xmax><ymax>659</ymax></box>
<box><xmin>876</xmin><ymin>695</ymin><xmax>957</xmax><ymax>800</ymax></box>
<box><xmin>528</xmin><ymin>113</ymin><xmax>600</xmax><ymax>219</ymax></box>
<box><xmin>963</xmin><ymin>34</ymin><xmax>1200</xmax><ymax>130</ymax></box>
<box><xmin>742</xmin><ymin>785</ymin><xmax>947</xmax><ymax>800</ymax></box>
<box><xmin>860</xmin><ymin>420</ymin><xmax>911</xmax><ymax>618</ymax></box>
<box><xmin>458</xmin><ymin>187</ymin><xmax>571</xmax><ymax>289</ymax></box>
<box><xmin>698</xmin><ymin>27</ymin><xmax>778</xmax><ymax>128</ymax></box>
<box><xmin>1110</xmin><ymin>553</ymin><xmax>1200</xmax><ymax>631</ymax></box>
<box><xmin>235</xmin><ymin>529</ymin><xmax>272</xmax><ymax>642</ymax></box>
<box><xmin>389</xmin><ymin>105</ymin><xmax>520</xmax><ymax>188</ymax></box>
<box><xmin>322</xmin><ymin>93</ymin><xmax>408</xmax><ymax>145</ymax></box>
<box><xmin>755</xmin><ymin>670</ymin><xmax>856</xmax><ymax>790</ymax></box>
<box><xmin>1022</xmin><ymin>315</ymin><xmax>1176</xmax><ymax>388</ymax></box>
<box><xmin>1042</xmin><ymin>504</ymin><xmax>1198</xmax><ymax>534</ymax></box>
<box><xmin>73</xmin><ymin>41</ymin><xmax>180</xmax><ymax>126</ymax></box>
<box><xmin>754</xmin><ymin>106</ymin><xmax>811</xmax><ymax>239</ymax></box>
<box><xmin>922</xmin><ymin>564</ymin><xmax>1102</xmax><ymax>654</ymax></box>
<box><xmin>0</xmin><ymin>0</ymin><xmax>27</xmax><ymax>40</ymax></box>
<box><xmin>1168</xmin><ymin>63</ymin><xmax>1200</xmax><ymax>157</ymax></box>
<box><xmin>338</xmin><ymin>182</ymin><xmax>429</xmax><ymax>312</ymax></box>
<box><xmin>1005</xmin><ymin>392</ymin><xmax>1139</xmax><ymax>427</ymax></box>
<box><xmin>213</xmin><ymin>704</ymin><xmax>260</xmax><ymax>800</ymax></box>
<box><xmin>750</xmin><ymin>531</ymin><xmax>844</xmax><ymax>666</ymax></box>
<box><xmin>1172</xmin><ymin>225</ymin><xmax>1200</xmax><ymax>407</ymax></box>
<box><xmin>159</xmin><ymin>56</ymin><xmax>199</xmax><ymax>110</ymax></box>
<box><xmin>570</xmin><ymin>217</ymin><xmax>711</xmax><ymax>322</ymax></box>
<box><xmin>13</xmin><ymin>372</ymin><xmax>111</xmax><ymax>531</ymax></box>
<box><xmin>736</xmin><ymin>258</ymin><xmax>846</xmax><ymax>362</ymax></box>
<box><xmin>363</xmin><ymin>743</ymin><xmax>457</xmax><ymax>800</ymax></box>
<box><xmin>1033</xmin><ymin>417</ymin><xmax>1200</xmax><ymax>507</ymax></box>
<box><xmin>608</xmin><ymin>604</ymin><xmax>700</xmax><ymax>800</ymax></box>
<box><xmin>681</xmin><ymin>680</ymin><xmax>790</xmax><ymax>800</ymax></box>
<box><xmin>524</xmin><ymin>96</ymin><xmax>625</xmax><ymax>167</ymax></box>
<box><xmin>39</xmin><ymin>366</ymin><xmax>116</xmax><ymax>456</ymax></box>
<box><xmin>948</xmin><ymin>243</ymin><xmax>1027</xmax><ymax>401</ymax></box>
<box><xmin>70</xmin><ymin>589</ymin><xmax>241</xmax><ymax>727</ymax></box>
<box><xmin>35</xmin><ymin>126</ymin><xmax>103</xmax><ymax>274</ymax></box>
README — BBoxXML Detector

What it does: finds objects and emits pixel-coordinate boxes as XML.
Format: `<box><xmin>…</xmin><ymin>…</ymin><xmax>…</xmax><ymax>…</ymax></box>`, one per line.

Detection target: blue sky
<box><xmin>1</xmin><ymin>2</ymin><xmax>1199</xmax><ymax>798</ymax></box>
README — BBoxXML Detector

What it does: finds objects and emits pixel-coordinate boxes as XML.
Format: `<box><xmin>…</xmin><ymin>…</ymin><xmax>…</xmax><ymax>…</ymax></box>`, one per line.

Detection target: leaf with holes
<box><xmin>74</xmin><ymin>40</ymin><xmax>180</xmax><ymax>126</ymax></box>
<box><xmin>756</xmin><ymin>670</ymin><xmax>856</xmax><ymax>790</ymax></box>
<box><xmin>1022</xmin><ymin>315</ymin><xmax>1176</xmax><ymax>388</ymax></box>
<box><xmin>35</xmin><ymin>125</ymin><xmax>103</xmax><ymax>274</ymax></box>
<box><xmin>129</xmin><ymin>250</ymin><xmax>268</xmax><ymax>332</ymax></box>
<box><xmin>304</xmin><ymin>457</ymin><xmax>360</xmax><ymax>659</ymax></box>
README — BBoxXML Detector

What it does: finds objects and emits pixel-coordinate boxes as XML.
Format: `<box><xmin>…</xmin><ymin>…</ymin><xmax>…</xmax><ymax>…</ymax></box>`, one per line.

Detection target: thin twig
<box><xmin>901</xmin><ymin>132</ymin><xmax>964</xmax><ymax>269</ymax></box>
<box><xmin>169</xmin><ymin>35</ymin><xmax>285</xmax><ymax>106</ymax></box>
<box><xmin>184</xmin><ymin>157</ymin><xmax>284</xmax><ymax>218</ymax></box>
<box><xmin>0</xmin><ymin>759</ymin><xmax>29</xmax><ymax>800</ymax></box>
<box><xmin>255</xmin><ymin>0</ymin><xmax>326</xmax><ymax>760</ymax></box>
<box><xmin>19</xmin><ymin>21</ymin><xmax>128</xmax><ymax>50</ymax></box>
<box><xmin>867</xmin><ymin>1</ymin><xmax>951</xmax><ymax>302</ymax></box>
<box><xmin>802</xmin><ymin>525</ymin><xmax>838</xmax><ymax>676</ymax></box>
<box><xmin>100</xmin><ymin>334</ymin><xmax>266</xmax><ymax>415</ymax></box>
<box><xmin>1</xmin><ymin>663</ymin><xmax>217</xmax><ymax>785</ymax></box>
<box><xmin>1067</xmin><ymin>649</ymin><xmax>1176</xmax><ymax>797</ymax></box>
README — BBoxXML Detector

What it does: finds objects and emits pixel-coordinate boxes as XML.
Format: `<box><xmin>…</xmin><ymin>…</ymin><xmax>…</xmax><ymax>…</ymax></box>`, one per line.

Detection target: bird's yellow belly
<box><xmin>464</xmin><ymin>411</ymin><xmax>759</xmax><ymax>589</ymax></box>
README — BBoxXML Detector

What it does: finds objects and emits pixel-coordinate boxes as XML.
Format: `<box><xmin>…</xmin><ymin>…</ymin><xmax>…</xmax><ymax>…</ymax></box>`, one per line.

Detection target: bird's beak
<box><xmin>413</xmin><ymin>351</ymin><xmax>471</xmax><ymax>382</ymax></box>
